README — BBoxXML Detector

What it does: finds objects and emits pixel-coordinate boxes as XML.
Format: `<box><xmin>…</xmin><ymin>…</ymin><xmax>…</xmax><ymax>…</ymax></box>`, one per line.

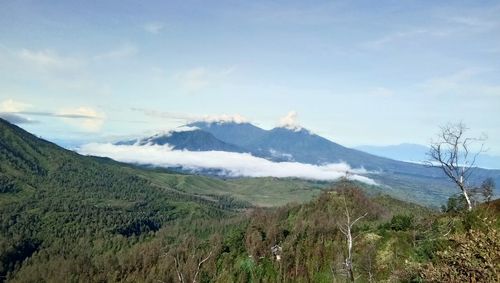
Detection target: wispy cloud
<box><xmin>57</xmin><ymin>107</ymin><xmax>105</xmax><ymax>132</ymax></box>
<box><xmin>16</xmin><ymin>111</ymin><xmax>99</xmax><ymax>119</ymax></box>
<box><xmin>0</xmin><ymin>46</ymin><xmax>112</xmax><ymax>96</ymax></box>
<box><xmin>420</xmin><ymin>68</ymin><xmax>500</xmax><ymax>97</ymax></box>
<box><xmin>0</xmin><ymin>98</ymin><xmax>105</xmax><ymax>132</ymax></box>
<box><xmin>16</xmin><ymin>48</ymin><xmax>84</xmax><ymax>71</ymax></box>
<box><xmin>445</xmin><ymin>16</ymin><xmax>498</xmax><ymax>30</ymax></box>
<box><xmin>368</xmin><ymin>87</ymin><xmax>394</xmax><ymax>97</ymax></box>
<box><xmin>174</xmin><ymin>66</ymin><xmax>236</xmax><ymax>94</ymax></box>
<box><xmin>131</xmin><ymin>107</ymin><xmax>198</xmax><ymax>122</ymax></box>
<box><xmin>422</xmin><ymin>68</ymin><xmax>481</xmax><ymax>93</ymax></box>
<box><xmin>362</xmin><ymin>29</ymin><xmax>431</xmax><ymax>49</ymax></box>
<box><xmin>78</xmin><ymin>143</ymin><xmax>377</xmax><ymax>185</ymax></box>
<box><xmin>361</xmin><ymin>12</ymin><xmax>500</xmax><ymax>50</ymax></box>
<box><xmin>0</xmin><ymin>113</ymin><xmax>37</xmax><ymax>124</ymax></box>
<box><xmin>94</xmin><ymin>44</ymin><xmax>138</xmax><ymax>60</ymax></box>
<box><xmin>131</xmin><ymin>107</ymin><xmax>249</xmax><ymax>124</ymax></box>
<box><xmin>142</xmin><ymin>22</ymin><xmax>165</xmax><ymax>34</ymax></box>
<box><xmin>0</xmin><ymin>99</ymin><xmax>31</xmax><ymax>112</ymax></box>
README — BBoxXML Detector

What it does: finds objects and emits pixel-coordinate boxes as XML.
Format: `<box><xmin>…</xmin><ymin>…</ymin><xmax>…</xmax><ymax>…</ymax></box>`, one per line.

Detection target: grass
<box><xmin>144</xmin><ymin>171</ymin><xmax>330</xmax><ymax>207</ymax></box>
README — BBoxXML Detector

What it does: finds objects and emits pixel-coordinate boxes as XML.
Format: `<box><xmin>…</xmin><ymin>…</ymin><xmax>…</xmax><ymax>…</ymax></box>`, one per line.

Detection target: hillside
<box><xmin>0</xmin><ymin>118</ymin><xmax>333</xmax><ymax>280</ymax></box>
<box><xmin>0</xmin><ymin>118</ymin><xmax>249</xmax><ymax>280</ymax></box>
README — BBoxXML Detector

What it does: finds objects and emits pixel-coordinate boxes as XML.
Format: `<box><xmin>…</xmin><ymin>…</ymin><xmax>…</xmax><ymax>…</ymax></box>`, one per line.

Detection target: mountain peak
<box><xmin>273</xmin><ymin>125</ymin><xmax>311</xmax><ymax>134</ymax></box>
<box><xmin>277</xmin><ymin>111</ymin><xmax>304</xmax><ymax>132</ymax></box>
<box><xmin>276</xmin><ymin>124</ymin><xmax>304</xmax><ymax>132</ymax></box>
<box><xmin>192</xmin><ymin>114</ymin><xmax>248</xmax><ymax>125</ymax></box>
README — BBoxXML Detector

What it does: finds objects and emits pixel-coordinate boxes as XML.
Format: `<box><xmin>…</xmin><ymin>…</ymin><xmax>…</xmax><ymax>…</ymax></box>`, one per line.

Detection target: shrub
<box><xmin>390</xmin><ymin>214</ymin><xmax>414</xmax><ymax>231</ymax></box>
<box><xmin>420</xmin><ymin>220</ymin><xmax>499</xmax><ymax>282</ymax></box>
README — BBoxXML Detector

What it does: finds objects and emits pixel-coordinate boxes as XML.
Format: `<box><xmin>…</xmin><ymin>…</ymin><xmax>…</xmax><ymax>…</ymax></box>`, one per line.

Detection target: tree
<box><xmin>166</xmin><ymin>236</ymin><xmax>218</xmax><ymax>283</ymax></box>
<box><xmin>427</xmin><ymin>122</ymin><xmax>486</xmax><ymax>211</ymax></box>
<box><xmin>338</xmin><ymin>192</ymin><xmax>368</xmax><ymax>282</ymax></box>
<box><xmin>480</xmin><ymin>177</ymin><xmax>495</xmax><ymax>203</ymax></box>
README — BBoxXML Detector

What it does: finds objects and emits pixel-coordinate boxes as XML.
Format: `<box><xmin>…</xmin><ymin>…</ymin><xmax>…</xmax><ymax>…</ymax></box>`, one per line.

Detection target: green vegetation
<box><xmin>1</xmin><ymin>119</ymin><xmax>499</xmax><ymax>282</ymax></box>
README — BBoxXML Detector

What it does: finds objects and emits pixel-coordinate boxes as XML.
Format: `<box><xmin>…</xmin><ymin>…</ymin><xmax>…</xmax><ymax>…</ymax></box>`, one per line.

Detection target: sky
<box><xmin>1</xmin><ymin>0</ymin><xmax>500</xmax><ymax>154</ymax></box>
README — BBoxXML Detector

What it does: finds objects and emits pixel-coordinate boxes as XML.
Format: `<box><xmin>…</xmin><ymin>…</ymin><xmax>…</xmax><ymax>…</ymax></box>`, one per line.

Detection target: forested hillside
<box><xmin>0</xmin><ymin>118</ymin><xmax>250</xmax><ymax>281</ymax></box>
<box><xmin>1</xmin><ymin>118</ymin><xmax>498</xmax><ymax>282</ymax></box>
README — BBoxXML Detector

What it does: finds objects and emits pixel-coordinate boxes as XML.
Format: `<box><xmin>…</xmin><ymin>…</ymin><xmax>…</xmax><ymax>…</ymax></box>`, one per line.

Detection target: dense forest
<box><xmin>0</xmin><ymin>118</ymin><xmax>499</xmax><ymax>282</ymax></box>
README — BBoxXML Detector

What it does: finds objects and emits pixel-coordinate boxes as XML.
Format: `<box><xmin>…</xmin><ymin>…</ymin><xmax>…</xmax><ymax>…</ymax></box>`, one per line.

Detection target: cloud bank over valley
<box><xmin>78</xmin><ymin>143</ymin><xmax>376</xmax><ymax>185</ymax></box>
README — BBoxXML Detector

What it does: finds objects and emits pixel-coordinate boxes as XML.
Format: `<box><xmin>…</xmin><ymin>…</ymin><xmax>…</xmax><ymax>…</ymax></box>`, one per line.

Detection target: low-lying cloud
<box><xmin>77</xmin><ymin>143</ymin><xmax>377</xmax><ymax>185</ymax></box>
<box><xmin>0</xmin><ymin>113</ymin><xmax>37</xmax><ymax>124</ymax></box>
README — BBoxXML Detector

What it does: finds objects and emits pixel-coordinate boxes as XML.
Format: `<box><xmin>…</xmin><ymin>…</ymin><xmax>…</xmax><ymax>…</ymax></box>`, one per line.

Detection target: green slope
<box><xmin>0</xmin><ymin>118</ymin><xmax>330</xmax><ymax>280</ymax></box>
<box><xmin>0</xmin><ymin>119</ymin><xmax>241</xmax><ymax>280</ymax></box>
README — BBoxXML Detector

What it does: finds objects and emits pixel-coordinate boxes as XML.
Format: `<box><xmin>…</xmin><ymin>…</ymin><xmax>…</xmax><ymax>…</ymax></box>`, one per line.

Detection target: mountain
<box><xmin>129</xmin><ymin>121</ymin><xmax>416</xmax><ymax>172</ymax></box>
<box><xmin>118</xmin><ymin>129</ymin><xmax>247</xmax><ymax>152</ymax></box>
<box><xmin>122</xmin><ymin>121</ymin><xmax>500</xmax><ymax>206</ymax></box>
<box><xmin>184</xmin><ymin>122</ymin><xmax>441</xmax><ymax>175</ymax></box>
<box><xmin>189</xmin><ymin>121</ymin><xmax>267</xmax><ymax>147</ymax></box>
<box><xmin>356</xmin><ymin>143</ymin><xmax>429</xmax><ymax>163</ymax></box>
<box><xmin>245</xmin><ymin>127</ymin><xmax>408</xmax><ymax>169</ymax></box>
<box><xmin>356</xmin><ymin>143</ymin><xmax>500</xmax><ymax>169</ymax></box>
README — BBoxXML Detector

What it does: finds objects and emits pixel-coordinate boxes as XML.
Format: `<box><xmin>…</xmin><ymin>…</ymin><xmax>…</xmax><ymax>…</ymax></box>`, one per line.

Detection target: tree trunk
<box><xmin>462</xmin><ymin>188</ymin><xmax>472</xmax><ymax>211</ymax></box>
<box><xmin>346</xmin><ymin>226</ymin><xmax>354</xmax><ymax>282</ymax></box>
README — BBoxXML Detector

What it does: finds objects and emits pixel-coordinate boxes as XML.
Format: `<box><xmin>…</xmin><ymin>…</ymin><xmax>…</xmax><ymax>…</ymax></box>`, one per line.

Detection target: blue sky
<box><xmin>1</xmin><ymin>0</ymin><xmax>499</xmax><ymax>154</ymax></box>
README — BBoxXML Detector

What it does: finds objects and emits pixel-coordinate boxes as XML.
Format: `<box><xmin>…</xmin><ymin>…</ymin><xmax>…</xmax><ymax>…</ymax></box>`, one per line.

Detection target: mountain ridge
<box><xmin>113</xmin><ymin>120</ymin><xmax>500</xmax><ymax>205</ymax></box>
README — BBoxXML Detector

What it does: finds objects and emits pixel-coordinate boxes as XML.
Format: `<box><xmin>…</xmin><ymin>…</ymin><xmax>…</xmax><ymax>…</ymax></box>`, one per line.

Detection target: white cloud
<box><xmin>138</xmin><ymin>126</ymin><xmax>200</xmax><ymax>143</ymax></box>
<box><xmin>57</xmin><ymin>107</ymin><xmax>105</xmax><ymax>132</ymax></box>
<box><xmin>143</xmin><ymin>22</ymin><xmax>165</xmax><ymax>34</ymax></box>
<box><xmin>0</xmin><ymin>99</ymin><xmax>31</xmax><ymax>112</ymax></box>
<box><xmin>278</xmin><ymin>111</ymin><xmax>302</xmax><ymax>130</ymax></box>
<box><xmin>421</xmin><ymin>68</ymin><xmax>500</xmax><ymax>97</ymax></box>
<box><xmin>94</xmin><ymin>44</ymin><xmax>138</xmax><ymax>60</ymax></box>
<box><xmin>77</xmin><ymin>143</ymin><xmax>377</xmax><ymax>185</ymax></box>
<box><xmin>198</xmin><ymin>114</ymin><xmax>248</xmax><ymax>124</ymax></box>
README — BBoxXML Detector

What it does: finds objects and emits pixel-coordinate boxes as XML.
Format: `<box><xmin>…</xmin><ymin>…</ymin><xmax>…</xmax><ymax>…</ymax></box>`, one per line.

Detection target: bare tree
<box><xmin>164</xmin><ymin>235</ymin><xmax>218</xmax><ymax>283</ymax></box>
<box><xmin>480</xmin><ymin>177</ymin><xmax>495</xmax><ymax>204</ymax></box>
<box><xmin>338</xmin><ymin>195</ymin><xmax>367</xmax><ymax>282</ymax></box>
<box><xmin>427</xmin><ymin>122</ymin><xmax>486</xmax><ymax>211</ymax></box>
<box><xmin>172</xmin><ymin>251</ymin><xmax>213</xmax><ymax>283</ymax></box>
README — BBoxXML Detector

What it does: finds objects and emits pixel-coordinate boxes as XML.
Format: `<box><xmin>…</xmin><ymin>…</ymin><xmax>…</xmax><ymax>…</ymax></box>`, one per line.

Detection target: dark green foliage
<box><xmin>389</xmin><ymin>214</ymin><xmax>414</xmax><ymax>231</ymax></box>
<box><xmin>0</xmin><ymin>119</ymin><xmax>242</xmax><ymax>281</ymax></box>
<box><xmin>0</xmin><ymin>175</ymin><xmax>19</xmax><ymax>193</ymax></box>
<box><xmin>441</xmin><ymin>194</ymin><xmax>468</xmax><ymax>213</ymax></box>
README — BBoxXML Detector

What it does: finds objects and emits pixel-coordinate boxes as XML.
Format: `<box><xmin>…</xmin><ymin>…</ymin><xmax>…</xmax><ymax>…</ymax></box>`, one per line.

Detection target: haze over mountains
<box><xmin>356</xmin><ymin>143</ymin><xmax>500</xmax><ymax>169</ymax></box>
